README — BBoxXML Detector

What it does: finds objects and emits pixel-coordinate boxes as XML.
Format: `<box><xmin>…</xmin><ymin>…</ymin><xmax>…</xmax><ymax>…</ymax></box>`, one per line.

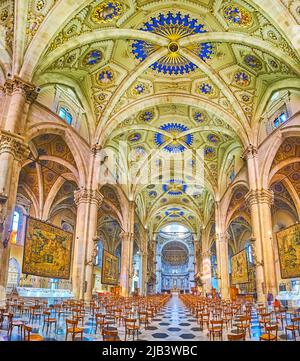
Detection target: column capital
<box><xmin>0</xmin><ymin>131</ymin><xmax>29</xmax><ymax>163</ymax></box>
<box><xmin>0</xmin><ymin>76</ymin><xmax>39</xmax><ymax>104</ymax></box>
<box><xmin>216</xmin><ymin>231</ymin><xmax>230</xmax><ymax>243</ymax></box>
<box><xmin>74</xmin><ymin>188</ymin><xmax>104</xmax><ymax>207</ymax></box>
<box><xmin>242</xmin><ymin>145</ymin><xmax>258</xmax><ymax>160</ymax></box>
<box><xmin>119</xmin><ymin>231</ymin><xmax>134</xmax><ymax>242</ymax></box>
<box><xmin>245</xmin><ymin>189</ymin><xmax>274</xmax><ymax>207</ymax></box>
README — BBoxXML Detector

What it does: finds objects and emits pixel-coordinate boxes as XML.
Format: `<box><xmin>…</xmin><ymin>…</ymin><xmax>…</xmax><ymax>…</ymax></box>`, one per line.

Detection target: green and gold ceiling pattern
<box><xmin>2</xmin><ymin>0</ymin><xmax>300</xmax><ymax>236</ymax></box>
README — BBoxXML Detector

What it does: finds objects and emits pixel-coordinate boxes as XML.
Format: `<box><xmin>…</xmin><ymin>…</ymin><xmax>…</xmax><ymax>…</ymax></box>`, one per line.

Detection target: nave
<box><xmin>1</xmin><ymin>293</ymin><xmax>299</xmax><ymax>342</ymax></box>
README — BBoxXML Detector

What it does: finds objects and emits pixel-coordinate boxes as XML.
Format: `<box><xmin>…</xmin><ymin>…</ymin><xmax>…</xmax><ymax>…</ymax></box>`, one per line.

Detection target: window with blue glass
<box><xmin>246</xmin><ymin>243</ymin><xmax>253</xmax><ymax>264</ymax></box>
<box><xmin>58</xmin><ymin>107</ymin><xmax>73</xmax><ymax>125</ymax></box>
<box><xmin>95</xmin><ymin>240</ymin><xmax>104</xmax><ymax>267</ymax></box>
<box><xmin>273</xmin><ymin>112</ymin><xmax>288</xmax><ymax>129</ymax></box>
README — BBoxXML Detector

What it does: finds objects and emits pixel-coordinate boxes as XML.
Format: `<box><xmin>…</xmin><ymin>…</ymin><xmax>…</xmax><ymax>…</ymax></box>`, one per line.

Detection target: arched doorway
<box><xmin>156</xmin><ymin>224</ymin><xmax>194</xmax><ymax>293</ymax></box>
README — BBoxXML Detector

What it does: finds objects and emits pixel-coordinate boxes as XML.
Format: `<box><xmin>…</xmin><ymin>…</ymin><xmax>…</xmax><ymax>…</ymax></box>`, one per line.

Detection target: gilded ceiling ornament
<box><xmin>84</xmin><ymin>50</ymin><xmax>103</xmax><ymax>66</ymax></box>
<box><xmin>193</xmin><ymin>112</ymin><xmax>206</xmax><ymax>123</ymax></box>
<box><xmin>198</xmin><ymin>82</ymin><xmax>216</xmax><ymax>97</ymax></box>
<box><xmin>162</xmin><ymin>179</ymin><xmax>187</xmax><ymax>196</ymax></box>
<box><xmin>97</xmin><ymin>68</ymin><xmax>114</xmax><ymax>87</ymax></box>
<box><xmin>128</xmin><ymin>133</ymin><xmax>141</xmax><ymax>142</ymax></box>
<box><xmin>154</xmin><ymin>123</ymin><xmax>193</xmax><ymax>153</ymax></box>
<box><xmin>91</xmin><ymin>1</ymin><xmax>123</xmax><ymax>24</ymax></box>
<box><xmin>204</xmin><ymin>147</ymin><xmax>216</xmax><ymax>159</ymax></box>
<box><xmin>207</xmin><ymin>134</ymin><xmax>220</xmax><ymax>144</ymax></box>
<box><xmin>36</xmin><ymin>0</ymin><xmax>46</xmax><ymax>11</ymax></box>
<box><xmin>234</xmin><ymin>71</ymin><xmax>250</xmax><ymax>87</ymax></box>
<box><xmin>139</xmin><ymin>110</ymin><xmax>154</xmax><ymax>122</ymax></box>
<box><xmin>223</xmin><ymin>4</ymin><xmax>253</xmax><ymax>27</ymax></box>
<box><xmin>131</xmin><ymin>83</ymin><xmax>146</xmax><ymax>96</ymax></box>
<box><xmin>243</xmin><ymin>54</ymin><xmax>263</xmax><ymax>71</ymax></box>
<box><xmin>131</xmin><ymin>12</ymin><xmax>214</xmax><ymax>76</ymax></box>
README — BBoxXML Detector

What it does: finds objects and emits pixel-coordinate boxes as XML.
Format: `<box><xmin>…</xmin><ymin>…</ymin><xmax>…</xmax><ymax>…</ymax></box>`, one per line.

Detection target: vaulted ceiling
<box><xmin>1</xmin><ymin>0</ymin><xmax>300</xmax><ymax>236</ymax></box>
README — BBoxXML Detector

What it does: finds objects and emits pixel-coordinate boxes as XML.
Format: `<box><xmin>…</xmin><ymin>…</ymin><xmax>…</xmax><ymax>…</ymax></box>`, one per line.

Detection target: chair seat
<box><xmin>46</xmin><ymin>318</ymin><xmax>57</xmax><ymax>323</ymax></box>
<box><xmin>12</xmin><ymin>321</ymin><xmax>24</xmax><ymax>326</ymax></box>
<box><xmin>260</xmin><ymin>333</ymin><xmax>277</xmax><ymax>341</ymax></box>
<box><xmin>28</xmin><ymin>334</ymin><xmax>44</xmax><ymax>341</ymax></box>
<box><xmin>209</xmin><ymin>327</ymin><xmax>222</xmax><ymax>332</ymax></box>
<box><xmin>286</xmin><ymin>325</ymin><xmax>298</xmax><ymax>331</ymax></box>
<box><xmin>67</xmin><ymin>327</ymin><xmax>83</xmax><ymax>333</ymax></box>
<box><xmin>127</xmin><ymin>325</ymin><xmax>139</xmax><ymax>330</ymax></box>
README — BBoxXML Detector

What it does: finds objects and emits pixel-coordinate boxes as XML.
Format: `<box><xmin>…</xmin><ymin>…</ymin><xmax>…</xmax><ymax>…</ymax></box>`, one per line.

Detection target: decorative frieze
<box><xmin>74</xmin><ymin>188</ymin><xmax>104</xmax><ymax>207</ymax></box>
<box><xmin>245</xmin><ymin>189</ymin><xmax>274</xmax><ymax>207</ymax></box>
<box><xmin>0</xmin><ymin>131</ymin><xmax>29</xmax><ymax>163</ymax></box>
<box><xmin>0</xmin><ymin>77</ymin><xmax>39</xmax><ymax>104</ymax></box>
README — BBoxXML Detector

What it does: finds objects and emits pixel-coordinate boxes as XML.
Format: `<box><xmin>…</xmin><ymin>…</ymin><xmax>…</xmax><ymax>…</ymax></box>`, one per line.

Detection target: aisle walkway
<box><xmin>139</xmin><ymin>294</ymin><xmax>206</xmax><ymax>341</ymax></box>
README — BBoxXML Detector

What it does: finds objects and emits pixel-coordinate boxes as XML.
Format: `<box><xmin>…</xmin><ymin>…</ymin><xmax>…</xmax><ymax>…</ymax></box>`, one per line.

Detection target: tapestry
<box><xmin>101</xmin><ymin>250</ymin><xmax>119</xmax><ymax>285</ymax></box>
<box><xmin>22</xmin><ymin>217</ymin><xmax>73</xmax><ymax>279</ymax></box>
<box><xmin>277</xmin><ymin>224</ymin><xmax>300</xmax><ymax>279</ymax></box>
<box><xmin>231</xmin><ymin>249</ymin><xmax>249</xmax><ymax>284</ymax></box>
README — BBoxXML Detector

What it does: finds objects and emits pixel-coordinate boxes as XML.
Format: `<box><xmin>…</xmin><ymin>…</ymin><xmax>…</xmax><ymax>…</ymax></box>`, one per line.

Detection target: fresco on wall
<box><xmin>277</xmin><ymin>224</ymin><xmax>300</xmax><ymax>279</ymax></box>
<box><xmin>22</xmin><ymin>217</ymin><xmax>73</xmax><ymax>279</ymax></box>
<box><xmin>231</xmin><ymin>249</ymin><xmax>249</xmax><ymax>284</ymax></box>
<box><xmin>101</xmin><ymin>249</ymin><xmax>119</xmax><ymax>285</ymax></box>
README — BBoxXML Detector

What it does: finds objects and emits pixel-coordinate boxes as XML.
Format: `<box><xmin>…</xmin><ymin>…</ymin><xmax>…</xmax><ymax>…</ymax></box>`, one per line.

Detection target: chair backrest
<box><xmin>265</xmin><ymin>324</ymin><xmax>278</xmax><ymax>340</ymax></box>
<box><xmin>66</xmin><ymin>318</ymin><xmax>78</xmax><ymax>332</ymax></box>
<box><xmin>23</xmin><ymin>325</ymin><xmax>33</xmax><ymax>340</ymax></box>
<box><xmin>210</xmin><ymin>320</ymin><xmax>223</xmax><ymax>330</ymax></box>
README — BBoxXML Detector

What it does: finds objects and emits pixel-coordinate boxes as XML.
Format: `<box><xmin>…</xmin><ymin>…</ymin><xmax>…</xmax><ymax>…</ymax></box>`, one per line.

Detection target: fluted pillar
<box><xmin>1</xmin><ymin>77</ymin><xmax>38</xmax><ymax>133</ymax></box>
<box><xmin>215</xmin><ymin>201</ymin><xmax>230</xmax><ymax>300</ymax></box>
<box><xmin>246</xmin><ymin>189</ymin><xmax>277</xmax><ymax>299</ymax></box>
<box><xmin>0</xmin><ymin>132</ymin><xmax>29</xmax><ymax>306</ymax></box>
<box><xmin>244</xmin><ymin>146</ymin><xmax>277</xmax><ymax>301</ymax></box>
<box><xmin>141</xmin><ymin>250</ymin><xmax>148</xmax><ymax>296</ymax></box>
<box><xmin>119</xmin><ymin>231</ymin><xmax>134</xmax><ymax>296</ymax></box>
<box><xmin>73</xmin><ymin>188</ymin><xmax>103</xmax><ymax>300</ymax></box>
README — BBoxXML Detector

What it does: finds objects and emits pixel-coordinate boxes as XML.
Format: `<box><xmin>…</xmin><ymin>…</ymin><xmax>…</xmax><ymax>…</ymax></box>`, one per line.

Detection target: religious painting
<box><xmin>231</xmin><ymin>249</ymin><xmax>249</xmax><ymax>284</ymax></box>
<box><xmin>101</xmin><ymin>249</ymin><xmax>119</xmax><ymax>285</ymax></box>
<box><xmin>276</xmin><ymin>224</ymin><xmax>300</xmax><ymax>279</ymax></box>
<box><xmin>22</xmin><ymin>217</ymin><xmax>73</xmax><ymax>279</ymax></box>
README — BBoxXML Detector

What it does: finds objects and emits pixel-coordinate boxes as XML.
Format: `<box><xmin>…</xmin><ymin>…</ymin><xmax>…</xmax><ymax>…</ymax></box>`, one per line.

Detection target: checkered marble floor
<box><xmin>0</xmin><ymin>295</ymin><xmax>298</xmax><ymax>341</ymax></box>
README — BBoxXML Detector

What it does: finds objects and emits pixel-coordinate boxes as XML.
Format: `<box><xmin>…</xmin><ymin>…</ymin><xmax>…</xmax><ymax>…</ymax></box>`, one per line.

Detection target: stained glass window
<box><xmin>58</xmin><ymin>107</ymin><xmax>73</xmax><ymax>125</ymax></box>
<box><xmin>10</xmin><ymin>211</ymin><xmax>20</xmax><ymax>244</ymax></box>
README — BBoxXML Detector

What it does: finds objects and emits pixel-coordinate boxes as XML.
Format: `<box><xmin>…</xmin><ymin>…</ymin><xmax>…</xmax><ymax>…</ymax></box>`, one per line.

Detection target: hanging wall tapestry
<box><xmin>231</xmin><ymin>249</ymin><xmax>249</xmax><ymax>284</ymax></box>
<box><xmin>101</xmin><ymin>249</ymin><xmax>119</xmax><ymax>285</ymax></box>
<box><xmin>22</xmin><ymin>217</ymin><xmax>73</xmax><ymax>279</ymax></box>
<box><xmin>277</xmin><ymin>224</ymin><xmax>300</xmax><ymax>279</ymax></box>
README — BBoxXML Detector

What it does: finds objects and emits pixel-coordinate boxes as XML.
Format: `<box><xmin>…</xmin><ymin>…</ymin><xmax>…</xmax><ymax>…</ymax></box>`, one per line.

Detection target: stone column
<box><xmin>141</xmin><ymin>250</ymin><xmax>148</xmax><ymax>296</ymax></box>
<box><xmin>0</xmin><ymin>132</ymin><xmax>29</xmax><ymax>306</ymax></box>
<box><xmin>215</xmin><ymin>201</ymin><xmax>230</xmax><ymax>300</ymax></box>
<box><xmin>201</xmin><ymin>249</ymin><xmax>212</xmax><ymax>295</ymax></box>
<box><xmin>1</xmin><ymin>77</ymin><xmax>38</xmax><ymax>134</ymax></box>
<box><xmin>244</xmin><ymin>146</ymin><xmax>277</xmax><ymax>301</ymax></box>
<box><xmin>73</xmin><ymin>188</ymin><xmax>103</xmax><ymax>300</ymax></box>
<box><xmin>119</xmin><ymin>231</ymin><xmax>134</xmax><ymax>296</ymax></box>
<box><xmin>215</xmin><ymin>232</ymin><xmax>230</xmax><ymax>300</ymax></box>
<box><xmin>246</xmin><ymin>189</ymin><xmax>277</xmax><ymax>299</ymax></box>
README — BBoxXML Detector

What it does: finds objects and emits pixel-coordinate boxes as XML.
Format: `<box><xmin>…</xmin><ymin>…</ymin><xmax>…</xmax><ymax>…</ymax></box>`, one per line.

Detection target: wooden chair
<box><xmin>259</xmin><ymin>312</ymin><xmax>272</xmax><ymax>330</ymax></box>
<box><xmin>42</xmin><ymin>311</ymin><xmax>57</xmax><ymax>334</ymax></box>
<box><xmin>260</xmin><ymin>324</ymin><xmax>278</xmax><ymax>341</ymax></box>
<box><xmin>236</xmin><ymin>316</ymin><xmax>251</xmax><ymax>338</ymax></box>
<box><xmin>124</xmin><ymin>318</ymin><xmax>139</xmax><ymax>341</ymax></box>
<box><xmin>72</xmin><ymin>308</ymin><xmax>85</xmax><ymax>326</ymax></box>
<box><xmin>102</xmin><ymin>329</ymin><xmax>120</xmax><ymax>341</ymax></box>
<box><xmin>23</xmin><ymin>325</ymin><xmax>44</xmax><ymax>341</ymax></box>
<box><xmin>138</xmin><ymin>311</ymin><xmax>149</xmax><ymax>329</ymax></box>
<box><xmin>285</xmin><ymin>317</ymin><xmax>300</xmax><ymax>341</ymax></box>
<box><xmin>227</xmin><ymin>332</ymin><xmax>246</xmax><ymax>341</ymax></box>
<box><xmin>208</xmin><ymin>320</ymin><xmax>223</xmax><ymax>341</ymax></box>
<box><xmin>7</xmin><ymin>313</ymin><xmax>24</xmax><ymax>340</ymax></box>
<box><xmin>65</xmin><ymin>319</ymin><xmax>84</xmax><ymax>341</ymax></box>
<box><xmin>95</xmin><ymin>313</ymin><xmax>110</xmax><ymax>334</ymax></box>
<box><xmin>198</xmin><ymin>312</ymin><xmax>210</xmax><ymax>329</ymax></box>
<box><xmin>29</xmin><ymin>306</ymin><xmax>43</xmax><ymax>324</ymax></box>
<box><xmin>275</xmin><ymin>309</ymin><xmax>287</xmax><ymax>330</ymax></box>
